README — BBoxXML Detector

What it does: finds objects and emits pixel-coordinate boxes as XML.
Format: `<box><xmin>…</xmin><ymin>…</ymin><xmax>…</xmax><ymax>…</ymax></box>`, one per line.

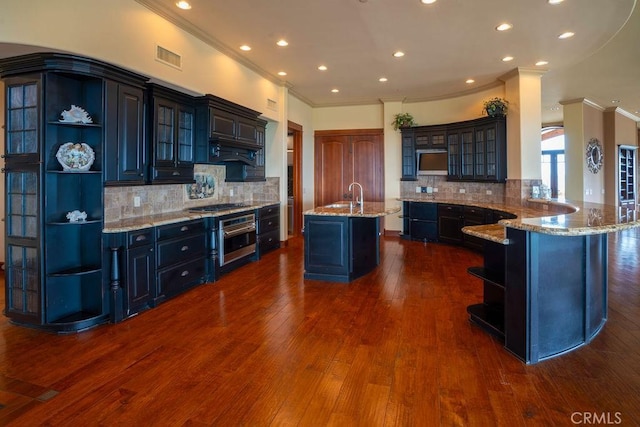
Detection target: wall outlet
<box><xmin>486</xmin><ymin>190</ymin><xmax>492</xmax><ymax>195</ymax></box>
<box><xmin>426</xmin><ymin>186</ymin><xmax>433</xmax><ymax>194</ymax></box>
<box><xmin>230</xmin><ymin>189</ymin><xmax>234</xmax><ymax>196</ymax></box>
<box><xmin>459</xmin><ymin>188</ymin><xmax>466</xmax><ymax>194</ymax></box>
<box><xmin>133</xmin><ymin>196</ymin><xmax>141</xmax><ymax>207</ymax></box>
<box><xmin>415</xmin><ymin>186</ymin><xmax>421</xmax><ymax>193</ymax></box>
<box><xmin>433</xmin><ymin>188</ymin><xmax>438</xmax><ymax>192</ymax></box>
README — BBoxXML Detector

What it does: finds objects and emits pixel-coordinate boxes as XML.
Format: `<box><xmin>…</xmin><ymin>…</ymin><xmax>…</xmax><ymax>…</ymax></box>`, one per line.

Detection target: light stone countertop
<box><xmin>103</xmin><ymin>202</ymin><xmax>278</xmax><ymax>233</ymax></box>
<box><xmin>304</xmin><ymin>201</ymin><xmax>401</xmax><ymax>218</ymax></box>
<box><xmin>401</xmin><ymin>197</ymin><xmax>640</xmax><ymax>243</ymax></box>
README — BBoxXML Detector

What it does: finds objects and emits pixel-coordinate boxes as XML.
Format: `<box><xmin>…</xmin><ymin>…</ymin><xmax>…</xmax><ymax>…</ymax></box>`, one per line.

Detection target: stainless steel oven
<box><xmin>219</xmin><ymin>213</ymin><xmax>256</xmax><ymax>266</ymax></box>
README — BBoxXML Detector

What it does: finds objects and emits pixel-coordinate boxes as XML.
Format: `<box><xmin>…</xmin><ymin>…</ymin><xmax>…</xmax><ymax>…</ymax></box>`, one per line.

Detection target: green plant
<box><xmin>483</xmin><ymin>97</ymin><xmax>509</xmax><ymax>117</ymax></box>
<box><xmin>392</xmin><ymin>112</ymin><xmax>415</xmax><ymax>130</ymax></box>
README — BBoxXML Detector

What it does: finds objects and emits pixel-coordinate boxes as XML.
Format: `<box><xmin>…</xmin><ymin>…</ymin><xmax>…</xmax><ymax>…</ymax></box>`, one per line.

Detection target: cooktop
<box><xmin>188</xmin><ymin>203</ymin><xmax>253</xmax><ymax>213</ymax></box>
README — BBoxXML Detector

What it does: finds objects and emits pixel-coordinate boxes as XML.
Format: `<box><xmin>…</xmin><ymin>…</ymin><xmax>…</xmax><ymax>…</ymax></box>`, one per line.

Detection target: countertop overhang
<box><xmin>401</xmin><ymin>197</ymin><xmax>640</xmax><ymax>243</ymax></box>
<box><xmin>304</xmin><ymin>201</ymin><xmax>401</xmax><ymax>218</ymax></box>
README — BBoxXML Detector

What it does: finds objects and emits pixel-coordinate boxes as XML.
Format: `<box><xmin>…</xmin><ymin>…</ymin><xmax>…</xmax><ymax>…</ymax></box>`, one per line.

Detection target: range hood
<box><xmin>209</xmin><ymin>137</ymin><xmax>259</xmax><ymax>166</ymax></box>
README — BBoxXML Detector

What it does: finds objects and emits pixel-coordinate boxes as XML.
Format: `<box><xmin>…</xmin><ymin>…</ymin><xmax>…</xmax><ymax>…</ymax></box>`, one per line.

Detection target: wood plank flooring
<box><xmin>0</xmin><ymin>229</ymin><xmax>638</xmax><ymax>426</ymax></box>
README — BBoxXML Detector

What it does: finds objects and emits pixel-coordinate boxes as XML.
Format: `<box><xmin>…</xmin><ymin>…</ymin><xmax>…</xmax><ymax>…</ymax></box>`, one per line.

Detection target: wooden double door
<box><xmin>314</xmin><ymin>129</ymin><xmax>384</xmax><ymax>207</ymax></box>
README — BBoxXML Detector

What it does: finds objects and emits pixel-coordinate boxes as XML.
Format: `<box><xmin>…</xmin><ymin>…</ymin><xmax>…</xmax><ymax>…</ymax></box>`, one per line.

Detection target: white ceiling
<box><xmin>3</xmin><ymin>1</ymin><xmax>638</xmax><ymax>127</ymax></box>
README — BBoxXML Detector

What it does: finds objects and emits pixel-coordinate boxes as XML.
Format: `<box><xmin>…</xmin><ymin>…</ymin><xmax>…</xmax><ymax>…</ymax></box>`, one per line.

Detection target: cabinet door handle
<box><xmin>172</xmin><ymin>171</ymin><xmax>181</xmax><ymax>176</ymax></box>
<box><xmin>180</xmin><ymin>226</ymin><xmax>189</xmax><ymax>232</ymax></box>
<box><xmin>181</xmin><ymin>270</ymin><xmax>189</xmax><ymax>277</ymax></box>
<box><xmin>135</xmin><ymin>235</ymin><xmax>147</xmax><ymax>242</ymax></box>
<box><xmin>181</xmin><ymin>245</ymin><xmax>189</xmax><ymax>252</ymax></box>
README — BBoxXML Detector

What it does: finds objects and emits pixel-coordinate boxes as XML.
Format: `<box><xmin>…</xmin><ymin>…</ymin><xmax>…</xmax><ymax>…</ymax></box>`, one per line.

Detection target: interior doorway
<box><xmin>287</xmin><ymin>121</ymin><xmax>303</xmax><ymax>236</ymax></box>
<box><xmin>541</xmin><ymin>127</ymin><xmax>565</xmax><ymax>198</ymax></box>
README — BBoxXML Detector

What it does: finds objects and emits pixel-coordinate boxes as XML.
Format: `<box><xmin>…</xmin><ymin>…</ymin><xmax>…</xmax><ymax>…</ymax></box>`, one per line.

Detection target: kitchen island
<box><xmin>460</xmin><ymin>199</ymin><xmax>640</xmax><ymax>364</ymax></box>
<box><xmin>304</xmin><ymin>202</ymin><xmax>401</xmax><ymax>283</ymax></box>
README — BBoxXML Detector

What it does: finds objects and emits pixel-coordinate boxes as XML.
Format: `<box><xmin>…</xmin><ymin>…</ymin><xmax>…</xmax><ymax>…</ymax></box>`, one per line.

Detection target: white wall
<box><xmin>287</xmin><ymin>95</ymin><xmax>314</xmax><ymax>212</ymax></box>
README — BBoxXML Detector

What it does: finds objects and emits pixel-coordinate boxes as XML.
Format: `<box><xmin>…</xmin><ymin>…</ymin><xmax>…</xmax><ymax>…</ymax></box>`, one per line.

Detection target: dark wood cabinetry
<box><xmin>462</xmin><ymin>206</ymin><xmax>486</xmax><ymax>251</ymax></box>
<box><xmin>619</xmin><ymin>145</ymin><xmax>636</xmax><ymax>208</ymax></box>
<box><xmin>304</xmin><ymin>215</ymin><xmax>380</xmax><ymax>283</ymax></box>
<box><xmin>103</xmin><ymin>81</ymin><xmax>147</xmax><ymax>185</ymax></box>
<box><xmin>401</xmin><ymin>116</ymin><xmax>506</xmax><ymax>182</ymax></box>
<box><xmin>437</xmin><ymin>204</ymin><xmax>463</xmax><ymax>244</ymax></box>
<box><xmin>194</xmin><ymin>94</ymin><xmax>266</xmax><ymax>182</ymax></box>
<box><xmin>256</xmin><ymin>204</ymin><xmax>280</xmax><ymax>257</ymax></box>
<box><xmin>154</xmin><ymin>220</ymin><xmax>206</xmax><ymax>303</ymax></box>
<box><xmin>148</xmin><ymin>84</ymin><xmax>195</xmax><ymax>183</ymax></box>
<box><xmin>402</xmin><ymin>201</ymin><xmax>438</xmax><ymax>241</ymax></box>
<box><xmin>0</xmin><ymin>53</ymin><xmax>147</xmax><ymax>331</ymax></box>
<box><xmin>123</xmin><ymin>228</ymin><xmax>155</xmax><ymax>316</ymax></box>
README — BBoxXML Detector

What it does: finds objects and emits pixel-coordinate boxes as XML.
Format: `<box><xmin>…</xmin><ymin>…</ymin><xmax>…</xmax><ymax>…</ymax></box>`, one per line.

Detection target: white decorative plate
<box><xmin>59</xmin><ymin>105</ymin><xmax>93</xmax><ymax>124</ymax></box>
<box><xmin>56</xmin><ymin>142</ymin><xmax>95</xmax><ymax>172</ymax></box>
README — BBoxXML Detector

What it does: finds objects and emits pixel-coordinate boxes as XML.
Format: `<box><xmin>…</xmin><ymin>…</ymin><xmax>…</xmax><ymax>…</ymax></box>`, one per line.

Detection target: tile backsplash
<box><xmin>104</xmin><ymin>165</ymin><xmax>279</xmax><ymax>222</ymax></box>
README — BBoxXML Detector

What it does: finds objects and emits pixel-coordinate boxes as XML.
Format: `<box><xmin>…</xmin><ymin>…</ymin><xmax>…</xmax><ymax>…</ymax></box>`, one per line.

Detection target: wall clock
<box><xmin>586</xmin><ymin>138</ymin><xmax>603</xmax><ymax>174</ymax></box>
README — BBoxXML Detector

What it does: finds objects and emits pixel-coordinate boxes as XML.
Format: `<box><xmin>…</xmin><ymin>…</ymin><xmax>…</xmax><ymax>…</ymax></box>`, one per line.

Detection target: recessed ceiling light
<box><xmin>548</xmin><ymin>0</ymin><xmax>564</xmax><ymax>4</ymax></box>
<box><xmin>276</xmin><ymin>39</ymin><xmax>288</xmax><ymax>47</ymax></box>
<box><xmin>535</xmin><ymin>60</ymin><xmax>549</xmax><ymax>66</ymax></box>
<box><xmin>558</xmin><ymin>32</ymin><xmax>575</xmax><ymax>39</ymax></box>
<box><xmin>176</xmin><ymin>1</ymin><xmax>192</xmax><ymax>10</ymax></box>
<box><xmin>331</xmin><ymin>88</ymin><xmax>339</xmax><ymax>93</ymax></box>
<box><xmin>379</xmin><ymin>77</ymin><xmax>388</xmax><ymax>82</ymax></box>
<box><xmin>465</xmin><ymin>79</ymin><xmax>475</xmax><ymax>84</ymax></box>
<box><xmin>421</xmin><ymin>0</ymin><xmax>437</xmax><ymax>4</ymax></box>
<box><xmin>318</xmin><ymin>65</ymin><xmax>328</xmax><ymax>71</ymax></box>
<box><xmin>393</xmin><ymin>51</ymin><xmax>405</xmax><ymax>58</ymax></box>
<box><xmin>278</xmin><ymin>71</ymin><xmax>287</xmax><ymax>76</ymax></box>
<box><xmin>496</xmin><ymin>23</ymin><xmax>512</xmax><ymax>32</ymax></box>
<box><xmin>240</xmin><ymin>45</ymin><xmax>251</xmax><ymax>51</ymax></box>
<box><xmin>502</xmin><ymin>56</ymin><xmax>514</xmax><ymax>62</ymax></box>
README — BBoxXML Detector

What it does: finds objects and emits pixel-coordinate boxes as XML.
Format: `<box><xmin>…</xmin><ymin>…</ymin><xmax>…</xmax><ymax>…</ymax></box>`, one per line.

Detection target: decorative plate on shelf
<box><xmin>56</xmin><ymin>142</ymin><xmax>95</xmax><ymax>171</ymax></box>
<box><xmin>59</xmin><ymin>105</ymin><xmax>93</xmax><ymax>124</ymax></box>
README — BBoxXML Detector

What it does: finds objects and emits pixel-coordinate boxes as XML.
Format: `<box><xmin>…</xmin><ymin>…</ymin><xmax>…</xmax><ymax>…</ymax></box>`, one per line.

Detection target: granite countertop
<box><xmin>305</xmin><ymin>201</ymin><xmax>401</xmax><ymax>218</ymax></box>
<box><xmin>401</xmin><ymin>197</ymin><xmax>640</xmax><ymax>243</ymax></box>
<box><xmin>103</xmin><ymin>202</ymin><xmax>277</xmax><ymax>233</ymax></box>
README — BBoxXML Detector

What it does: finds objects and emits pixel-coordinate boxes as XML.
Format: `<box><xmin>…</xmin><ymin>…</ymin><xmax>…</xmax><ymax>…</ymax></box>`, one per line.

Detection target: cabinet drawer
<box><xmin>127</xmin><ymin>229</ymin><xmax>155</xmax><ymax>248</ymax></box>
<box><xmin>409</xmin><ymin>202</ymin><xmax>437</xmax><ymax>220</ymax></box>
<box><xmin>157</xmin><ymin>234</ymin><xmax>205</xmax><ymax>268</ymax></box>
<box><xmin>463</xmin><ymin>206</ymin><xmax>485</xmax><ymax>222</ymax></box>
<box><xmin>157</xmin><ymin>257</ymin><xmax>206</xmax><ymax>297</ymax></box>
<box><xmin>258</xmin><ymin>204</ymin><xmax>280</xmax><ymax>218</ymax></box>
<box><xmin>259</xmin><ymin>230</ymin><xmax>281</xmax><ymax>254</ymax></box>
<box><xmin>258</xmin><ymin>216</ymin><xmax>279</xmax><ymax>234</ymax></box>
<box><xmin>156</xmin><ymin>220</ymin><xmax>205</xmax><ymax>241</ymax></box>
<box><xmin>151</xmin><ymin>165</ymin><xmax>194</xmax><ymax>183</ymax></box>
<box><xmin>437</xmin><ymin>204</ymin><xmax>463</xmax><ymax>216</ymax></box>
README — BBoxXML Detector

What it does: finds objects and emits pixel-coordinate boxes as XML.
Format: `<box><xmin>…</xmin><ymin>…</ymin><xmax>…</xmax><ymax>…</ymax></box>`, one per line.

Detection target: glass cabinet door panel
<box><xmin>6</xmin><ymin>171</ymin><xmax>39</xmax><ymax>239</ymax></box>
<box><xmin>178</xmin><ymin>109</ymin><xmax>194</xmax><ymax>163</ymax></box>
<box><xmin>7</xmin><ymin>82</ymin><xmax>39</xmax><ymax>155</ymax></box>
<box><xmin>475</xmin><ymin>129</ymin><xmax>485</xmax><ymax>177</ymax></box>
<box><xmin>461</xmin><ymin>130</ymin><xmax>474</xmax><ymax>177</ymax></box>
<box><xmin>6</xmin><ymin>245</ymin><xmax>40</xmax><ymax>316</ymax></box>
<box><xmin>156</xmin><ymin>104</ymin><xmax>175</xmax><ymax>161</ymax></box>
<box><xmin>486</xmin><ymin>128</ymin><xmax>497</xmax><ymax>177</ymax></box>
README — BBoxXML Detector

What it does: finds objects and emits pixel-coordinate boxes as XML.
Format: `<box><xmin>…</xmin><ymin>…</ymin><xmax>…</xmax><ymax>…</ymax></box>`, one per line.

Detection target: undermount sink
<box><xmin>324</xmin><ymin>202</ymin><xmax>352</xmax><ymax>208</ymax></box>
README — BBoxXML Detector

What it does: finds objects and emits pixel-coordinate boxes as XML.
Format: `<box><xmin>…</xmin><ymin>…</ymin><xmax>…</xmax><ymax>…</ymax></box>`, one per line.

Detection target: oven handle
<box><xmin>223</xmin><ymin>224</ymin><xmax>256</xmax><ymax>238</ymax></box>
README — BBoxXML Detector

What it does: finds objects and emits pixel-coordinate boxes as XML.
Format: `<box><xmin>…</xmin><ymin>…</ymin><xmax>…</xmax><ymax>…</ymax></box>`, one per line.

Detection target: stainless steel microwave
<box><xmin>416</xmin><ymin>149</ymin><xmax>448</xmax><ymax>176</ymax></box>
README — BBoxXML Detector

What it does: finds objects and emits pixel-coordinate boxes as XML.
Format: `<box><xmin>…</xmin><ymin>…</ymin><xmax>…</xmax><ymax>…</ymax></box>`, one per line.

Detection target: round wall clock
<box><xmin>586</xmin><ymin>138</ymin><xmax>603</xmax><ymax>174</ymax></box>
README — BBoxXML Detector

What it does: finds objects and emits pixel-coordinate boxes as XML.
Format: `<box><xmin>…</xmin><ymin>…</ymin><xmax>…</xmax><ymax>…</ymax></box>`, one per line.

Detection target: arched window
<box><xmin>541</xmin><ymin>127</ymin><xmax>565</xmax><ymax>198</ymax></box>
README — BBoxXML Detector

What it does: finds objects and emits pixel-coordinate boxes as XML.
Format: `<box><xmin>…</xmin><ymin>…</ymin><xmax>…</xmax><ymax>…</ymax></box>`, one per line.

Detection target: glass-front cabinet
<box><xmin>0</xmin><ymin>53</ymin><xmax>148</xmax><ymax>332</ymax></box>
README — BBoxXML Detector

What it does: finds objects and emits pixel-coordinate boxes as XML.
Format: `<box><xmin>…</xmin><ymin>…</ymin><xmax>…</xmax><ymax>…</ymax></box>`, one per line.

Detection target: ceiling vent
<box><xmin>156</xmin><ymin>45</ymin><xmax>182</xmax><ymax>70</ymax></box>
<box><xmin>266</xmin><ymin>98</ymin><xmax>277</xmax><ymax>111</ymax></box>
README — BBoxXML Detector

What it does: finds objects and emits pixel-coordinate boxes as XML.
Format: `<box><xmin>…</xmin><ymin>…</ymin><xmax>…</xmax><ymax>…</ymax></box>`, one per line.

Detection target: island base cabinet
<box><xmin>304</xmin><ymin>215</ymin><xmax>380</xmax><ymax>283</ymax></box>
<box><xmin>468</xmin><ymin>228</ymin><xmax>608</xmax><ymax>364</ymax></box>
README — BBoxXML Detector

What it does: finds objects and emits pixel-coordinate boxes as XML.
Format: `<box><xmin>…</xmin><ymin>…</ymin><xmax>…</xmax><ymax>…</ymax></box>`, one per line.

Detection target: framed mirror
<box><xmin>586</xmin><ymin>138</ymin><xmax>603</xmax><ymax>174</ymax></box>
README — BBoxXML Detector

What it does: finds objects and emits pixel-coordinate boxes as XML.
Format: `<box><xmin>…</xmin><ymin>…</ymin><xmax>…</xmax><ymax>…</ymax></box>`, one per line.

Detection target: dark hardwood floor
<box><xmin>0</xmin><ymin>229</ymin><xmax>638</xmax><ymax>426</ymax></box>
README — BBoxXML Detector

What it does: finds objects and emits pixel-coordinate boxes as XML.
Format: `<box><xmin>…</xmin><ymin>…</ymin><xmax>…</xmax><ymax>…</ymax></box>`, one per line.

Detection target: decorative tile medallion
<box><xmin>186</xmin><ymin>173</ymin><xmax>216</xmax><ymax>199</ymax></box>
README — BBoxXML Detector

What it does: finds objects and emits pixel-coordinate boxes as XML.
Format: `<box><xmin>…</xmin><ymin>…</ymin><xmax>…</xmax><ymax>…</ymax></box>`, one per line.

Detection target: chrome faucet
<box><xmin>348</xmin><ymin>182</ymin><xmax>364</xmax><ymax>212</ymax></box>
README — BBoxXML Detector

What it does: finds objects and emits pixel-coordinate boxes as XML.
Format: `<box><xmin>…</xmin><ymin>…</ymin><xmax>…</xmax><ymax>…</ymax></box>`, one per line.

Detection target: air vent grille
<box><xmin>156</xmin><ymin>45</ymin><xmax>182</xmax><ymax>69</ymax></box>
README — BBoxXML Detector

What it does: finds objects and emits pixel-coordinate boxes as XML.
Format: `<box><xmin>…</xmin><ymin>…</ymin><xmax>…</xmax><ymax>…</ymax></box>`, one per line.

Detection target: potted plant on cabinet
<box><xmin>483</xmin><ymin>97</ymin><xmax>509</xmax><ymax>117</ymax></box>
<box><xmin>392</xmin><ymin>112</ymin><xmax>415</xmax><ymax>131</ymax></box>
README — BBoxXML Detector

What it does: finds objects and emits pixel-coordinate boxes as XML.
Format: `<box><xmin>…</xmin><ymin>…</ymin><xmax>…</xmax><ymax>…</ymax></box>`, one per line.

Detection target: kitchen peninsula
<box><xmin>403</xmin><ymin>197</ymin><xmax>640</xmax><ymax>364</ymax></box>
<box><xmin>304</xmin><ymin>202</ymin><xmax>401</xmax><ymax>283</ymax></box>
